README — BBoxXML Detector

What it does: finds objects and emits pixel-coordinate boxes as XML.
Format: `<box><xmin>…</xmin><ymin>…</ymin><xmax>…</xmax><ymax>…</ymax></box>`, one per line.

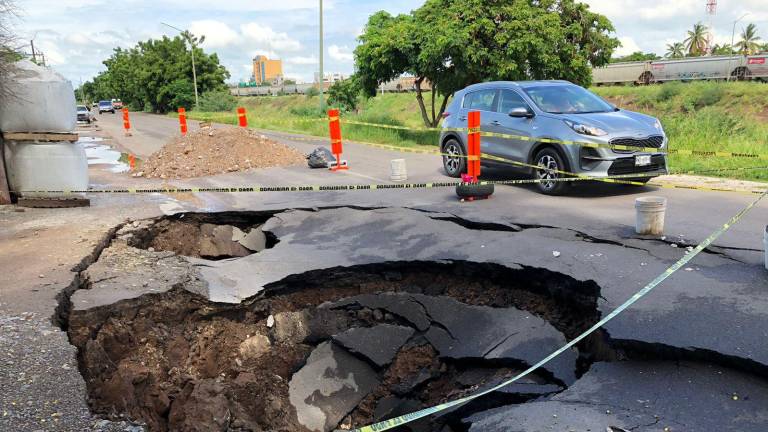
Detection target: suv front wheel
<box><xmin>533</xmin><ymin>148</ymin><xmax>570</xmax><ymax>195</ymax></box>
<box><xmin>442</xmin><ymin>139</ymin><xmax>467</xmax><ymax>178</ymax></box>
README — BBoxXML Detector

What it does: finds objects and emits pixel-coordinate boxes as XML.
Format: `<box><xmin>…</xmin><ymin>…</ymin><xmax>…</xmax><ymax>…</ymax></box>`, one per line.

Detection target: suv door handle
<box><xmin>459</xmin><ymin>116</ymin><xmax>467</xmax><ymax>121</ymax></box>
<box><xmin>490</xmin><ymin>120</ymin><xmax>501</xmax><ymax>126</ymax></box>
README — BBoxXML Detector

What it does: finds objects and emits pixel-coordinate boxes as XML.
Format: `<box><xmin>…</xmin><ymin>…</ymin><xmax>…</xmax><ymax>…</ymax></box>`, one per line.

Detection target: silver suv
<box><xmin>440</xmin><ymin>81</ymin><xmax>668</xmax><ymax>194</ymax></box>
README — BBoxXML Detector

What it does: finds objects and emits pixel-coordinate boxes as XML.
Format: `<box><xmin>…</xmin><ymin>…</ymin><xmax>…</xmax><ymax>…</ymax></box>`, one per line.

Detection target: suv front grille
<box><xmin>608</xmin><ymin>155</ymin><xmax>666</xmax><ymax>176</ymax></box>
<box><xmin>610</xmin><ymin>135</ymin><xmax>664</xmax><ymax>153</ymax></box>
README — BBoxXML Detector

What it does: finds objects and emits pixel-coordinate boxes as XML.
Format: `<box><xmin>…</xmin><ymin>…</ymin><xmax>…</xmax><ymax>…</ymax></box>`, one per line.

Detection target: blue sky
<box><xmin>13</xmin><ymin>0</ymin><xmax>768</xmax><ymax>84</ymax></box>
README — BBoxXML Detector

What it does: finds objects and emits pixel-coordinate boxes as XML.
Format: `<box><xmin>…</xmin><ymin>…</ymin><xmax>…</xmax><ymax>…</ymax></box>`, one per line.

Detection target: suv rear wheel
<box><xmin>533</xmin><ymin>148</ymin><xmax>570</xmax><ymax>195</ymax></box>
<box><xmin>442</xmin><ymin>139</ymin><xmax>466</xmax><ymax>178</ymax></box>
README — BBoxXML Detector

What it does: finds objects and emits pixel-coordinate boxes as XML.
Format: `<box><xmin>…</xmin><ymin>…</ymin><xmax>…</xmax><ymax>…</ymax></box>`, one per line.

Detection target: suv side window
<box><xmin>462</xmin><ymin>90</ymin><xmax>497</xmax><ymax>112</ymax></box>
<box><xmin>498</xmin><ymin>89</ymin><xmax>530</xmax><ymax>114</ymax></box>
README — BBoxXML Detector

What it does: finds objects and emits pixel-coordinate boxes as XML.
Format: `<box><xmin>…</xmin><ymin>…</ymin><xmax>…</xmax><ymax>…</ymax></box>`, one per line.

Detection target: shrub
<box><xmin>197</xmin><ymin>89</ymin><xmax>237</xmax><ymax>112</ymax></box>
<box><xmin>306</xmin><ymin>86</ymin><xmax>320</xmax><ymax>98</ymax></box>
<box><xmin>656</xmin><ymin>82</ymin><xmax>682</xmax><ymax>102</ymax></box>
<box><xmin>290</xmin><ymin>105</ymin><xmax>324</xmax><ymax>117</ymax></box>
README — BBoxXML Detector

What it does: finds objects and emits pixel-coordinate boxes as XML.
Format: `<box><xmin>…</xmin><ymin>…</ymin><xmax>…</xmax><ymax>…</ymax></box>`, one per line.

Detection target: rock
<box><xmin>238</xmin><ymin>334</ymin><xmax>271</xmax><ymax>360</ymax></box>
<box><xmin>198</xmin><ymin>224</ymin><xmax>251</xmax><ymax>258</ymax></box>
<box><xmin>266</xmin><ymin>314</ymin><xmax>275</xmax><ymax>328</ymax></box>
<box><xmin>288</xmin><ymin>342</ymin><xmax>379</xmax><ymax>432</ymax></box>
<box><xmin>333</xmin><ymin>324</ymin><xmax>414</xmax><ymax>368</ymax></box>
<box><xmin>273</xmin><ymin>311</ymin><xmax>310</xmax><ymax>343</ymax></box>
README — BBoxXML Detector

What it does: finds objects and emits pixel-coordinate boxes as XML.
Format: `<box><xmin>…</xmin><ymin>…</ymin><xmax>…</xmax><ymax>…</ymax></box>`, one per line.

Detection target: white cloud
<box><xmin>189</xmin><ymin>20</ymin><xmax>239</xmax><ymax>48</ymax></box>
<box><xmin>286</xmin><ymin>55</ymin><xmax>318</xmax><ymax>65</ymax></box>
<box><xmin>241</xmin><ymin>23</ymin><xmax>302</xmax><ymax>52</ymax></box>
<box><xmin>328</xmin><ymin>44</ymin><xmax>353</xmax><ymax>62</ymax></box>
<box><xmin>615</xmin><ymin>36</ymin><xmax>642</xmax><ymax>56</ymax></box>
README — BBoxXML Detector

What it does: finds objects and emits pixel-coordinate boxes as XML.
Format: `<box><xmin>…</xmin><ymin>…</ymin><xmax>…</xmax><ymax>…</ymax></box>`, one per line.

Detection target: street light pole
<box><xmin>161</xmin><ymin>22</ymin><xmax>199</xmax><ymax>109</ymax></box>
<box><xmin>728</xmin><ymin>13</ymin><xmax>749</xmax><ymax>82</ymax></box>
<box><xmin>319</xmin><ymin>0</ymin><xmax>324</xmax><ymax>112</ymax></box>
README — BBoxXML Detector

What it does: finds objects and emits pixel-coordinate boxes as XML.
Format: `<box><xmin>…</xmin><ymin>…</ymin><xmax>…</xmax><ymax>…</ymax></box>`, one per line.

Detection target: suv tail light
<box><xmin>441</xmin><ymin>112</ymin><xmax>451</xmax><ymax>119</ymax></box>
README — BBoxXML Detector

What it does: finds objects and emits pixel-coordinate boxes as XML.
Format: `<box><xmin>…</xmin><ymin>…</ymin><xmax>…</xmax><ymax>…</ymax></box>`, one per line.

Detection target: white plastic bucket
<box><xmin>390</xmin><ymin>159</ymin><xmax>407</xmax><ymax>182</ymax></box>
<box><xmin>635</xmin><ymin>196</ymin><xmax>667</xmax><ymax>235</ymax></box>
<box><xmin>4</xmin><ymin>141</ymin><xmax>88</xmax><ymax>197</ymax></box>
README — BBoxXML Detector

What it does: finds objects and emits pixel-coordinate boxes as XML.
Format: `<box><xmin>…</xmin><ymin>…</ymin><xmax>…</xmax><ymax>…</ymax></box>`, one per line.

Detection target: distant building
<box><xmin>252</xmin><ymin>55</ymin><xmax>283</xmax><ymax>85</ymax></box>
<box><xmin>314</xmin><ymin>72</ymin><xmax>346</xmax><ymax>84</ymax></box>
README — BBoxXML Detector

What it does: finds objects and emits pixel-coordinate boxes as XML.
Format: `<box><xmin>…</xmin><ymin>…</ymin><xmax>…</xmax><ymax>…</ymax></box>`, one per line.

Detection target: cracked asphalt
<box><xmin>1</xmin><ymin>114</ymin><xmax>766</xmax><ymax>431</ymax></box>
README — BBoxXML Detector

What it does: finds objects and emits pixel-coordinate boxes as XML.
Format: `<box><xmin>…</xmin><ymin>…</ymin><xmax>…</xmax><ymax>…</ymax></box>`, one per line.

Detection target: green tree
<box><xmin>197</xmin><ymin>89</ymin><xmax>237</xmax><ymax>111</ymax></box>
<box><xmin>80</xmin><ymin>32</ymin><xmax>229</xmax><ymax>113</ymax></box>
<box><xmin>327</xmin><ymin>76</ymin><xmax>361</xmax><ymax>112</ymax></box>
<box><xmin>684</xmin><ymin>22</ymin><xmax>708</xmax><ymax>56</ymax></box>
<box><xmin>355</xmin><ymin>0</ymin><xmax>619</xmax><ymax>127</ymax></box>
<box><xmin>737</xmin><ymin>23</ymin><xmax>762</xmax><ymax>55</ymax></box>
<box><xmin>610</xmin><ymin>52</ymin><xmax>659</xmax><ymax>63</ymax></box>
<box><xmin>711</xmin><ymin>43</ymin><xmax>733</xmax><ymax>55</ymax></box>
<box><xmin>665</xmin><ymin>42</ymin><xmax>685</xmax><ymax>58</ymax></box>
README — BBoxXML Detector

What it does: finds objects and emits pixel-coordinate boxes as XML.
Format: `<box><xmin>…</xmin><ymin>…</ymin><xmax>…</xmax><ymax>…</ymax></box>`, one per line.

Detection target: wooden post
<box><xmin>0</xmin><ymin>138</ymin><xmax>11</xmax><ymax>204</ymax></box>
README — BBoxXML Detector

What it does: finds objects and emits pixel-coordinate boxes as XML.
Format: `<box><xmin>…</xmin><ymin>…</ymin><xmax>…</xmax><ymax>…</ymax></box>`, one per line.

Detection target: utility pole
<box><xmin>319</xmin><ymin>0</ymin><xmax>324</xmax><ymax>112</ymax></box>
<box><xmin>30</xmin><ymin>40</ymin><xmax>36</xmax><ymax>64</ymax></box>
<box><xmin>728</xmin><ymin>13</ymin><xmax>749</xmax><ymax>81</ymax></box>
<box><xmin>161</xmin><ymin>22</ymin><xmax>199</xmax><ymax>109</ymax></box>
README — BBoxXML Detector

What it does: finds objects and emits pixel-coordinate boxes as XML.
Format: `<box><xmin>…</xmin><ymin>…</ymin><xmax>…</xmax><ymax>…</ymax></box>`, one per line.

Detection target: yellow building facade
<box><xmin>252</xmin><ymin>55</ymin><xmax>283</xmax><ymax>85</ymax></box>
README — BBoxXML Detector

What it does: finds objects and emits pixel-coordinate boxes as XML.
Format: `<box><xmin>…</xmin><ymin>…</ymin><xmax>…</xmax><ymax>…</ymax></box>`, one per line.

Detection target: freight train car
<box><xmin>593</xmin><ymin>55</ymin><xmax>768</xmax><ymax>85</ymax></box>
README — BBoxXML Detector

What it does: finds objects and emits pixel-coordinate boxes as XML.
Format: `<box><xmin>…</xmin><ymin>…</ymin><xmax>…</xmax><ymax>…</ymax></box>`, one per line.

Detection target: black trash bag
<box><xmin>307</xmin><ymin>146</ymin><xmax>337</xmax><ymax>169</ymax></box>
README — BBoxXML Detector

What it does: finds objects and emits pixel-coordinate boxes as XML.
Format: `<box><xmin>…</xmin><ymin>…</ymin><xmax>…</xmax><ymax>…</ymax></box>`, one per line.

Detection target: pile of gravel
<box><xmin>135</xmin><ymin>127</ymin><xmax>306</xmax><ymax>179</ymax></box>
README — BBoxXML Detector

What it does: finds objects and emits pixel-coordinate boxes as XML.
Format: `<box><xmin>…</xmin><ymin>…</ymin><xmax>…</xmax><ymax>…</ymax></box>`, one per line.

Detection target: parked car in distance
<box><xmin>98</xmin><ymin>100</ymin><xmax>115</xmax><ymax>114</ymax></box>
<box><xmin>112</xmin><ymin>99</ymin><xmax>124</xmax><ymax>110</ymax></box>
<box><xmin>76</xmin><ymin>105</ymin><xmax>94</xmax><ymax>124</ymax></box>
<box><xmin>439</xmin><ymin>80</ymin><xmax>668</xmax><ymax>195</ymax></box>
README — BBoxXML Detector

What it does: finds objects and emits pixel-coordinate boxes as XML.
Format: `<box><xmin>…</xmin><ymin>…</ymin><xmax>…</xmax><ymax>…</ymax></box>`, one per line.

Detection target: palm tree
<box><xmin>737</xmin><ymin>23</ymin><xmax>762</xmax><ymax>55</ymax></box>
<box><xmin>684</xmin><ymin>22</ymin><xmax>708</xmax><ymax>56</ymax></box>
<box><xmin>711</xmin><ymin>43</ymin><xmax>732</xmax><ymax>55</ymax></box>
<box><xmin>665</xmin><ymin>42</ymin><xmax>685</xmax><ymax>58</ymax></box>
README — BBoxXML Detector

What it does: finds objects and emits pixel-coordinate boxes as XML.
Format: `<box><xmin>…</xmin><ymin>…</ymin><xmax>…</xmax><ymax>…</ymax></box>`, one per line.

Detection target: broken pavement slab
<box><xmin>328</xmin><ymin>292</ymin><xmax>577</xmax><ymax>385</ymax></box>
<box><xmin>191</xmin><ymin>207</ymin><xmax>768</xmax><ymax>373</ymax></box>
<box><xmin>333</xmin><ymin>324</ymin><xmax>415</xmax><ymax>368</ymax></box>
<box><xmin>466</xmin><ymin>360</ymin><xmax>768</xmax><ymax>432</ymax></box>
<box><xmin>288</xmin><ymin>341</ymin><xmax>379</xmax><ymax>432</ymax></box>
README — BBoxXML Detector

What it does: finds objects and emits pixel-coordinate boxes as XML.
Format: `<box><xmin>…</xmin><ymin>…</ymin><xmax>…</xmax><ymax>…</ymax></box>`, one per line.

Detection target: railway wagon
<box><xmin>593</xmin><ymin>55</ymin><xmax>768</xmax><ymax>85</ymax></box>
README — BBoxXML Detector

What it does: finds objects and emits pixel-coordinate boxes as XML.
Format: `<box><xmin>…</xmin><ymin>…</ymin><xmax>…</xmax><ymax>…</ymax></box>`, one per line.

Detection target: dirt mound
<box><xmin>136</xmin><ymin>127</ymin><xmax>306</xmax><ymax>179</ymax></box>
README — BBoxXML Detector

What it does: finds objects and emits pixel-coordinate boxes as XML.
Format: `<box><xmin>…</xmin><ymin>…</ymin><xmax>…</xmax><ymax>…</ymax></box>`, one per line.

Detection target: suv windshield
<box><xmin>523</xmin><ymin>85</ymin><xmax>613</xmax><ymax>114</ymax></box>
<box><xmin>99</xmin><ymin>101</ymin><xmax>111</xmax><ymax>106</ymax></box>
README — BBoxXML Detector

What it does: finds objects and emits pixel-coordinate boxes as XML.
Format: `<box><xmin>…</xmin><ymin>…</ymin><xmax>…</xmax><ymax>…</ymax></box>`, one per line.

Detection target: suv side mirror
<box><xmin>509</xmin><ymin>107</ymin><xmax>534</xmax><ymax>118</ymax></box>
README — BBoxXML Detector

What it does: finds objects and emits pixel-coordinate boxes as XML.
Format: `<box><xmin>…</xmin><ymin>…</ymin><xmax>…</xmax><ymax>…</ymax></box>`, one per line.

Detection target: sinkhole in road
<box><xmin>58</xmin><ymin>210</ymin><xmax>768</xmax><ymax>432</ymax></box>
<box><xmin>65</xmin><ymin>230</ymin><xmax>609</xmax><ymax>432</ymax></box>
<box><xmin>127</xmin><ymin>212</ymin><xmax>278</xmax><ymax>260</ymax></box>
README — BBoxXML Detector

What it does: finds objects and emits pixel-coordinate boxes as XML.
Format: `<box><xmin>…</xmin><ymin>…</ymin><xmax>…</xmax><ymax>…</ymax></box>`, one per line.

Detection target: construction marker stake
<box><xmin>466</xmin><ymin>111</ymin><xmax>481</xmax><ymax>180</ymax></box>
<box><xmin>237</xmin><ymin>107</ymin><xmax>248</xmax><ymax>128</ymax></box>
<box><xmin>122</xmin><ymin>108</ymin><xmax>132</xmax><ymax>137</ymax></box>
<box><xmin>328</xmin><ymin>108</ymin><xmax>349</xmax><ymax>171</ymax></box>
<box><xmin>178</xmin><ymin>107</ymin><xmax>188</xmax><ymax>135</ymax></box>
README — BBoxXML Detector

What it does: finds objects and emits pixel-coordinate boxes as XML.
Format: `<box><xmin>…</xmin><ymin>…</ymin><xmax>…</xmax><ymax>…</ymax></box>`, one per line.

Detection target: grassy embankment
<box><xmin>178</xmin><ymin>82</ymin><xmax>768</xmax><ymax>181</ymax></box>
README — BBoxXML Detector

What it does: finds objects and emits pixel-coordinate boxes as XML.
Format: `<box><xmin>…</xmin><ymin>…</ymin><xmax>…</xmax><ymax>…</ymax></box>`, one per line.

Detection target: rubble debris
<box><xmin>137</xmin><ymin>128</ymin><xmax>305</xmax><ymax>179</ymax></box>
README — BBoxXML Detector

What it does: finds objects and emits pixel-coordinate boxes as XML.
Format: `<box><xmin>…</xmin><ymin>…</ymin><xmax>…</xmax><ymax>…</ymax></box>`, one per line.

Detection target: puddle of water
<box><xmin>81</xmin><ymin>137</ymin><xmax>129</xmax><ymax>173</ymax></box>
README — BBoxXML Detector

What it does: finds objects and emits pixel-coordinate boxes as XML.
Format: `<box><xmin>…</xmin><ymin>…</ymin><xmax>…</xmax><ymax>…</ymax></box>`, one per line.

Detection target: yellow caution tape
<box><xmin>347</xmin><ymin>187</ymin><xmax>768</xmax><ymax>432</ymax></box>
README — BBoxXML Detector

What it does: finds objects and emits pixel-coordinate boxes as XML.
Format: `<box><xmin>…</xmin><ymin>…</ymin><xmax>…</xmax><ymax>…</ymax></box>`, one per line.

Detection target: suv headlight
<box><xmin>653</xmin><ymin>119</ymin><xmax>664</xmax><ymax>132</ymax></box>
<box><xmin>564</xmin><ymin>120</ymin><xmax>607</xmax><ymax>137</ymax></box>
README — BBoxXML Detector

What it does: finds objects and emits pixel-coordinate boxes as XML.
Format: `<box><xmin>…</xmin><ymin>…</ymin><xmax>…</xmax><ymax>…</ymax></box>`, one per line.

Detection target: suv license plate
<box><xmin>635</xmin><ymin>155</ymin><xmax>651</xmax><ymax>167</ymax></box>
